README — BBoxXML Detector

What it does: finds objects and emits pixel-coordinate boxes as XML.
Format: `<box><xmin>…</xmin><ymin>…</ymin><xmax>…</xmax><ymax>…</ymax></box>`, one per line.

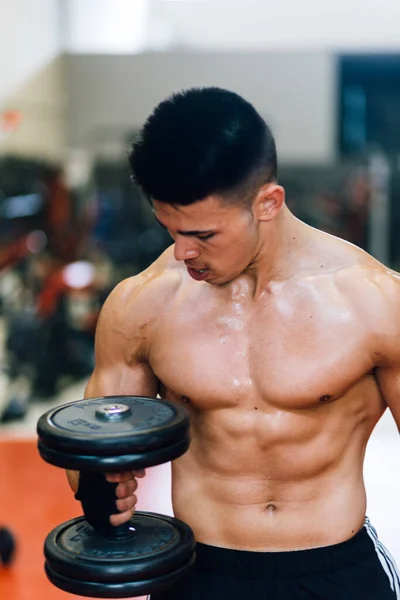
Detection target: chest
<box><xmin>149</xmin><ymin>288</ymin><xmax>371</xmax><ymax>411</ymax></box>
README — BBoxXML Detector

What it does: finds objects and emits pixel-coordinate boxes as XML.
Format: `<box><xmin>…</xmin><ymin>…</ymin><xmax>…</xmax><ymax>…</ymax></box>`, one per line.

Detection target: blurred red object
<box><xmin>0</xmin><ymin>110</ymin><xmax>22</xmax><ymax>136</ymax></box>
<box><xmin>0</xmin><ymin>231</ymin><xmax>46</xmax><ymax>272</ymax></box>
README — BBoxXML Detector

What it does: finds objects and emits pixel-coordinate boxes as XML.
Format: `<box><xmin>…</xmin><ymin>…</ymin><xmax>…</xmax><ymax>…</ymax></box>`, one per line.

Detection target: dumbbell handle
<box><xmin>75</xmin><ymin>472</ymin><xmax>136</xmax><ymax>539</ymax></box>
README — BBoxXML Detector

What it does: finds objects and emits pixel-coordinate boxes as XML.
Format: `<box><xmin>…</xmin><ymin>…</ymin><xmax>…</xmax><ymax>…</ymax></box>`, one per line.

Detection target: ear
<box><xmin>253</xmin><ymin>184</ymin><xmax>285</xmax><ymax>222</ymax></box>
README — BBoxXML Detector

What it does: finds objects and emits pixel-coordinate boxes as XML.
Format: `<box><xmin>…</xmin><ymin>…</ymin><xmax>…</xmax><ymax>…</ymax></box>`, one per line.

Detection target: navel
<box><xmin>266</xmin><ymin>503</ymin><xmax>277</xmax><ymax>513</ymax></box>
<box><xmin>319</xmin><ymin>395</ymin><xmax>332</xmax><ymax>403</ymax></box>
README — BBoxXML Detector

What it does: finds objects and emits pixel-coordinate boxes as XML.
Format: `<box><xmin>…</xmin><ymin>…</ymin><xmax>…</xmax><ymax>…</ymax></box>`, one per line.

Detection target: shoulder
<box><xmin>310</xmin><ymin>229</ymin><xmax>399</xmax><ymax>296</ymax></box>
<box><xmin>97</xmin><ymin>246</ymin><xmax>184</xmax><ymax>333</ymax></box>
<box><xmin>306</xmin><ymin>229</ymin><xmax>400</xmax><ymax>328</ymax></box>
<box><xmin>330</xmin><ymin>241</ymin><xmax>400</xmax><ymax>317</ymax></box>
<box><xmin>359</xmin><ymin>267</ymin><xmax>400</xmax><ymax>367</ymax></box>
<box><xmin>340</xmin><ymin>264</ymin><xmax>400</xmax><ymax>332</ymax></box>
<box><xmin>318</xmin><ymin>234</ymin><xmax>400</xmax><ymax>363</ymax></box>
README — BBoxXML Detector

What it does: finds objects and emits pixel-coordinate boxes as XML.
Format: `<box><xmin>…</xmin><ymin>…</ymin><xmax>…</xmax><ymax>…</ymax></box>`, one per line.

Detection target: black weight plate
<box><xmin>44</xmin><ymin>512</ymin><xmax>196</xmax><ymax>584</ymax></box>
<box><xmin>37</xmin><ymin>396</ymin><xmax>189</xmax><ymax>457</ymax></box>
<box><xmin>45</xmin><ymin>553</ymin><xmax>195</xmax><ymax>598</ymax></box>
<box><xmin>37</xmin><ymin>433</ymin><xmax>190</xmax><ymax>471</ymax></box>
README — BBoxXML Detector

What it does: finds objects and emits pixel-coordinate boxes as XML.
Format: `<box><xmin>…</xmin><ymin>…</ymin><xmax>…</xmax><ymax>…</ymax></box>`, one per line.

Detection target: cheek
<box><xmin>215</xmin><ymin>239</ymin><xmax>251</xmax><ymax>266</ymax></box>
<box><xmin>207</xmin><ymin>227</ymin><xmax>255</xmax><ymax>264</ymax></box>
<box><xmin>231</xmin><ymin>229</ymin><xmax>256</xmax><ymax>253</ymax></box>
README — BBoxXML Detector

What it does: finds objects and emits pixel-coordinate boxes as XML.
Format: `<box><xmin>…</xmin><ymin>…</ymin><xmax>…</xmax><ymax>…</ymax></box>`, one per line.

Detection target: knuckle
<box><xmin>116</xmin><ymin>499</ymin><xmax>126</xmax><ymax>511</ymax></box>
<box><xmin>110</xmin><ymin>510</ymin><xmax>132</xmax><ymax>526</ymax></box>
<box><xmin>115</xmin><ymin>479</ymin><xmax>137</xmax><ymax>498</ymax></box>
<box><xmin>116</xmin><ymin>495</ymin><xmax>137</xmax><ymax>512</ymax></box>
<box><xmin>109</xmin><ymin>514</ymin><xmax>120</xmax><ymax>526</ymax></box>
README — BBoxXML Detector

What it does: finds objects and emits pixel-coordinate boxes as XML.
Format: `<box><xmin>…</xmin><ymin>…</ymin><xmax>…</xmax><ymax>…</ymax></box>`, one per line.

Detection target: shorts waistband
<box><xmin>195</xmin><ymin>525</ymin><xmax>374</xmax><ymax>578</ymax></box>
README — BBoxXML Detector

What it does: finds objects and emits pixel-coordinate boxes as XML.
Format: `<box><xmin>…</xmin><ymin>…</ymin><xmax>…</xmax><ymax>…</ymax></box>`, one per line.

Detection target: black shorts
<box><xmin>150</xmin><ymin>519</ymin><xmax>399</xmax><ymax>599</ymax></box>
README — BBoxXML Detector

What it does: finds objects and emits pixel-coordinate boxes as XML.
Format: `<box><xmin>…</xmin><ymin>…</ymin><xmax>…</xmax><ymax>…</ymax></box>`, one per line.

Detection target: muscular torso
<box><xmin>146</xmin><ymin>267</ymin><xmax>385</xmax><ymax>550</ymax></box>
<box><xmin>92</xmin><ymin>228</ymin><xmax>399</xmax><ymax>551</ymax></box>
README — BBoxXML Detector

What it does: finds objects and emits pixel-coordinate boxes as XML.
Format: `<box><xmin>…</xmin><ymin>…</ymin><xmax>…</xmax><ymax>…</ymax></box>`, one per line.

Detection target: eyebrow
<box><xmin>153</xmin><ymin>214</ymin><xmax>215</xmax><ymax>237</ymax></box>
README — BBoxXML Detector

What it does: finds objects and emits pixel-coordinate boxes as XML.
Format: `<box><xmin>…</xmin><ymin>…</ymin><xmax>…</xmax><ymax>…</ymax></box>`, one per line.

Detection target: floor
<box><xmin>0</xmin><ymin>322</ymin><xmax>399</xmax><ymax>599</ymax></box>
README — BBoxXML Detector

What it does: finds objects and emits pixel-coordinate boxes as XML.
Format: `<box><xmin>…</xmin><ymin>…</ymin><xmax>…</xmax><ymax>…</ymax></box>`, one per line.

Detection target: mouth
<box><xmin>186</xmin><ymin>266</ymin><xmax>210</xmax><ymax>281</ymax></box>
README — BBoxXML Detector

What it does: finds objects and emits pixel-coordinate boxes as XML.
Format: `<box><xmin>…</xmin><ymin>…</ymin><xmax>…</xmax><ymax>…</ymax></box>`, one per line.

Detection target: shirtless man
<box><xmin>68</xmin><ymin>87</ymin><xmax>400</xmax><ymax>599</ymax></box>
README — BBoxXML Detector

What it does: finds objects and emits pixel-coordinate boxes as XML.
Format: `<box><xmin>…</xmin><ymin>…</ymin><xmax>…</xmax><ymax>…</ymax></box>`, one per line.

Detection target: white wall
<box><xmin>66</xmin><ymin>51</ymin><xmax>336</xmax><ymax>164</ymax></box>
<box><xmin>149</xmin><ymin>0</ymin><xmax>400</xmax><ymax>51</ymax></box>
<box><xmin>64</xmin><ymin>0</ymin><xmax>150</xmax><ymax>54</ymax></box>
<box><xmin>1</xmin><ymin>57</ymin><xmax>66</xmax><ymax>162</ymax></box>
<box><xmin>0</xmin><ymin>0</ymin><xmax>61</xmax><ymax>102</ymax></box>
<box><xmin>0</xmin><ymin>0</ymin><xmax>65</xmax><ymax>161</ymax></box>
<box><xmin>64</xmin><ymin>0</ymin><xmax>400</xmax><ymax>53</ymax></box>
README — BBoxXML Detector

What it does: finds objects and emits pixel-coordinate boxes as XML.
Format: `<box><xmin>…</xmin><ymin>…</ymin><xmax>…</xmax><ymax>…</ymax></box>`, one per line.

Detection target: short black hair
<box><xmin>129</xmin><ymin>87</ymin><xmax>277</xmax><ymax>206</ymax></box>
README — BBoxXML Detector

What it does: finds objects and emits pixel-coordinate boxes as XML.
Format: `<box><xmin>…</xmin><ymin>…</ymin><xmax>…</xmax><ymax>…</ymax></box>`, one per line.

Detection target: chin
<box><xmin>208</xmin><ymin>274</ymin><xmax>237</xmax><ymax>287</ymax></box>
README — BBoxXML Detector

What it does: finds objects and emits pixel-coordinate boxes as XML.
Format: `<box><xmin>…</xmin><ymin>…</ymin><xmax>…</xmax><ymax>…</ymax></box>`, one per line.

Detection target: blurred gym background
<box><xmin>1</xmin><ymin>1</ymin><xmax>400</xmax><ymax>598</ymax></box>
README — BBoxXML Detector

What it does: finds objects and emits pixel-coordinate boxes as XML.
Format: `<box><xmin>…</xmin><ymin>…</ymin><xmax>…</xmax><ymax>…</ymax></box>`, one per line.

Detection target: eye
<box><xmin>198</xmin><ymin>233</ymin><xmax>215</xmax><ymax>241</ymax></box>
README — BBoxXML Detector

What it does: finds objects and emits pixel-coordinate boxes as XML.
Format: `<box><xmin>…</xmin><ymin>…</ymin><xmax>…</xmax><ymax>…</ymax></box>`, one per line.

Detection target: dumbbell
<box><xmin>37</xmin><ymin>396</ymin><xmax>195</xmax><ymax>598</ymax></box>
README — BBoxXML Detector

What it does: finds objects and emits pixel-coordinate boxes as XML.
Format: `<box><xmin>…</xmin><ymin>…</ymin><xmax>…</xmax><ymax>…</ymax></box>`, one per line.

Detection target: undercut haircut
<box><xmin>129</xmin><ymin>87</ymin><xmax>278</xmax><ymax>206</ymax></box>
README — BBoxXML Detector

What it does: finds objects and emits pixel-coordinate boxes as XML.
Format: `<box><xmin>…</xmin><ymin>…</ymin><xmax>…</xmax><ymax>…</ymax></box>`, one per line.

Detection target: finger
<box><xmin>133</xmin><ymin>469</ymin><xmax>146</xmax><ymax>478</ymax></box>
<box><xmin>115</xmin><ymin>479</ymin><xmax>138</xmax><ymax>499</ymax></box>
<box><xmin>105</xmin><ymin>471</ymin><xmax>137</xmax><ymax>483</ymax></box>
<box><xmin>109</xmin><ymin>509</ymin><xmax>134</xmax><ymax>527</ymax></box>
<box><xmin>115</xmin><ymin>495</ymin><xmax>137</xmax><ymax>513</ymax></box>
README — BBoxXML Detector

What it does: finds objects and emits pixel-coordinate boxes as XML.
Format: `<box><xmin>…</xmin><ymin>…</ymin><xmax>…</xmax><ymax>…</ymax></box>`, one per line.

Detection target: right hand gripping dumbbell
<box><xmin>37</xmin><ymin>396</ymin><xmax>196</xmax><ymax>598</ymax></box>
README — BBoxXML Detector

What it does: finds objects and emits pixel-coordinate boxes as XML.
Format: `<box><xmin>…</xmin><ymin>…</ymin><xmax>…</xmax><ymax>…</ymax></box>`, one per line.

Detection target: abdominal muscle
<box><xmin>169</xmin><ymin>416</ymin><xmax>369</xmax><ymax>552</ymax></box>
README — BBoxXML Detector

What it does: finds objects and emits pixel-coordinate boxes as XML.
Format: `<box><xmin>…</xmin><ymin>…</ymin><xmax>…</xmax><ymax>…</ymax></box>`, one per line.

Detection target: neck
<box><xmin>243</xmin><ymin>206</ymin><xmax>310</xmax><ymax>298</ymax></box>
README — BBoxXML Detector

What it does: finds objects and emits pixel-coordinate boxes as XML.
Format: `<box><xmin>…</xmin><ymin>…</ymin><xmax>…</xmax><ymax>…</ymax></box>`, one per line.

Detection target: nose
<box><xmin>173</xmin><ymin>235</ymin><xmax>200</xmax><ymax>262</ymax></box>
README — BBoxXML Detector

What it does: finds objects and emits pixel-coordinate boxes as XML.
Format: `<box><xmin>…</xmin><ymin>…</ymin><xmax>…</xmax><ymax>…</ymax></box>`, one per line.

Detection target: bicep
<box><xmin>376</xmin><ymin>366</ymin><xmax>400</xmax><ymax>432</ymax></box>
<box><xmin>369</xmin><ymin>270</ymin><xmax>400</xmax><ymax>431</ymax></box>
<box><xmin>84</xmin><ymin>277</ymin><xmax>160</xmax><ymax>400</ymax></box>
<box><xmin>85</xmin><ymin>360</ymin><xmax>160</xmax><ymax>399</ymax></box>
